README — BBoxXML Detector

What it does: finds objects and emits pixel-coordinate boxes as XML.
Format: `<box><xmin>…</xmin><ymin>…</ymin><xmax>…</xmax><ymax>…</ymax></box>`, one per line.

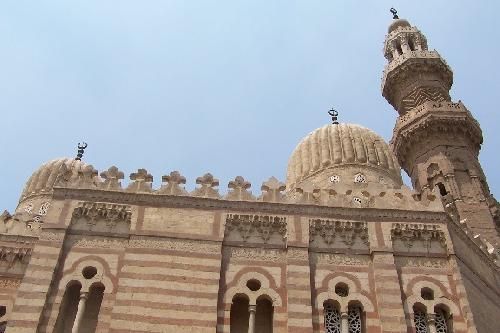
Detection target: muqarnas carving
<box><xmin>224</xmin><ymin>214</ymin><xmax>287</xmax><ymax>245</ymax></box>
<box><xmin>71</xmin><ymin>202</ymin><xmax>132</xmax><ymax>235</ymax></box>
<box><xmin>391</xmin><ymin>223</ymin><xmax>447</xmax><ymax>254</ymax></box>
<box><xmin>309</xmin><ymin>219</ymin><xmax>369</xmax><ymax>250</ymax></box>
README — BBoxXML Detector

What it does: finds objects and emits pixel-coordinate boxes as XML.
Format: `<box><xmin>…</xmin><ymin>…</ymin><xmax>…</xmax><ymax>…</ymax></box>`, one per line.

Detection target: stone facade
<box><xmin>0</xmin><ymin>15</ymin><xmax>499</xmax><ymax>333</ymax></box>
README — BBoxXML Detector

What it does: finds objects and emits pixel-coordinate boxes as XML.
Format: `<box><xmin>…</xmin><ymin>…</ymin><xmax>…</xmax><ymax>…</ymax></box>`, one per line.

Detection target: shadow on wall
<box><xmin>0</xmin><ymin>305</ymin><xmax>6</xmax><ymax>333</ymax></box>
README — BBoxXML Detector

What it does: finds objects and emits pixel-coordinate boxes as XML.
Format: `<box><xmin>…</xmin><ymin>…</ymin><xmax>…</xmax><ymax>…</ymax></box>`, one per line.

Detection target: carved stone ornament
<box><xmin>391</xmin><ymin>223</ymin><xmax>447</xmax><ymax>251</ymax></box>
<box><xmin>72</xmin><ymin>202</ymin><xmax>131</xmax><ymax>229</ymax></box>
<box><xmin>0</xmin><ymin>246</ymin><xmax>32</xmax><ymax>265</ymax></box>
<box><xmin>225</xmin><ymin>214</ymin><xmax>287</xmax><ymax>243</ymax></box>
<box><xmin>100</xmin><ymin>166</ymin><xmax>124</xmax><ymax>190</ymax></box>
<box><xmin>38</xmin><ymin>202</ymin><xmax>50</xmax><ymax>216</ymax></box>
<box><xmin>260</xmin><ymin>177</ymin><xmax>286</xmax><ymax>203</ymax></box>
<box><xmin>192</xmin><ymin>173</ymin><xmax>220</xmax><ymax>198</ymax></box>
<box><xmin>228</xmin><ymin>247</ymin><xmax>285</xmax><ymax>262</ymax></box>
<box><xmin>55</xmin><ymin>163</ymin><xmax>99</xmax><ymax>188</ymax></box>
<box><xmin>158</xmin><ymin>171</ymin><xmax>188</xmax><ymax>195</ymax></box>
<box><xmin>127</xmin><ymin>169</ymin><xmax>153</xmax><ymax>192</ymax></box>
<box><xmin>293</xmin><ymin>181</ymin><xmax>320</xmax><ymax>204</ymax></box>
<box><xmin>0</xmin><ymin>278</ymin><xmax>21</xmax><ymax>289</ymax></box>
<box><xmin>309</xmin><ymin>219</ymin><xmax>369</xmax><ymax>248</ymax></box>
<box><xmin>226</xmin><ymin>176</ymin><xmax>255</xmax><ymax>201</ymax></box>
<box><xmin>128</xmin><ymin>237</ymin><xmax>220</xmax><ymax>254</ymax></box>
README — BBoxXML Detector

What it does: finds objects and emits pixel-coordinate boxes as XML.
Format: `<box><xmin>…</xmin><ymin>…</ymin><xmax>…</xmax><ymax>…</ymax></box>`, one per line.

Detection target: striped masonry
<box><xmin>371</xmin><ymin>254</ymin><xmax>407</xmax><ymax>333</ymax></box>
<box><xmin>108</xmin><ymin>245</ymin><xmax>222</xmax><ymax>333</ymax></box>
<box><xmin>287</xmin><ymin>249</ymin><xmax>313</xmax><ymax>333</ymax></box>
<box><xmin>7</xmin><ymin>239</ymin><xmax>65</xmax><ymax>333</ymax></box>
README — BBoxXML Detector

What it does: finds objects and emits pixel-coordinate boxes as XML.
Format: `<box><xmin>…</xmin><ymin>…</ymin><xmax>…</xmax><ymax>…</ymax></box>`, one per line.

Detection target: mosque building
<box><xmin>0</xmin><ymin>12</ymin><xmax>499</xmax><ymax>333</ymax></box>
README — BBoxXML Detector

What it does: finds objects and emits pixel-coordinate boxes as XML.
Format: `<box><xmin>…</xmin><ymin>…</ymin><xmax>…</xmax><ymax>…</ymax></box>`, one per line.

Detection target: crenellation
<box><xmin>0</xmin><ymin>13</ymin><xmax>498</xmax><ymax>333</ymax></box>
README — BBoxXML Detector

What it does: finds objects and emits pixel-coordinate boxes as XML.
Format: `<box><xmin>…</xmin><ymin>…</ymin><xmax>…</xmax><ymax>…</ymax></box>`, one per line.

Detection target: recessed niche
<box><xmin>246</xmin><ymin>279</ymin><xmax>261</xmax><ymax>291</ymax></box>
<box><xmin>82</xmin><ymin>266</ymin><xmax>98</xmax><ymax>279</ymax></box>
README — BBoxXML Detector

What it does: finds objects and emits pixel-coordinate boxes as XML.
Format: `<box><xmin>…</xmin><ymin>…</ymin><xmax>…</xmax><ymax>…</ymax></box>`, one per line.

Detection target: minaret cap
<box><xmin>388</xmin><ymin>8</ymin><xmax>411</xmax><ymax>33</ymax></box>
<box><xmin>388</xmin><ymin>18</ymin><xmax>411</xmax><ymax>33</ymax></box>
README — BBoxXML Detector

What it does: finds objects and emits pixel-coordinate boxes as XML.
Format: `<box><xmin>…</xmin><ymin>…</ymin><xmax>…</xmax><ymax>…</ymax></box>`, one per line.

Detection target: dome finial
<box><xmin>75</xmin><ymin>142</ymin><xmax>87</xmax><ymax>161</ymax></box>
<box><xmin>328</xmin><ymin>108</ymin><xmax>339</xmax><ymax>125</ymax></box>
<box><xmin>390</xmin><ymin>7</ymin><xmax>399</xmax><ymax>20</ymax></box>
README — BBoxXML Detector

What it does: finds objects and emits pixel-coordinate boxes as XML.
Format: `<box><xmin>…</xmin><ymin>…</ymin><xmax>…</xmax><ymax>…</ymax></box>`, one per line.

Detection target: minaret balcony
<box><xmin>390</xmin><ymin>101</ymin><xmax>483</xmax><ymax>166</ymax></box>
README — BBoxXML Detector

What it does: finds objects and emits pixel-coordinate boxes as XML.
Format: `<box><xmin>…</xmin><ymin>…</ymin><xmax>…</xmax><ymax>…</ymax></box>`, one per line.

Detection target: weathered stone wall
<box><xmin>2</xmin><ymin>189</ymin><xmax>498</xmax><ymax>333</ymax></box>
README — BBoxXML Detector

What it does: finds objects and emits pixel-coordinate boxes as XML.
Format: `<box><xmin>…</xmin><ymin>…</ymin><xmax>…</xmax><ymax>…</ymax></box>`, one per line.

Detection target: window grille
<box><xmin>414</xmin><ymin>311</ymin><xmax>429</xmax><ymax>333</ymax></box>
<box><xmin>354</xmin><ymin>174</ymin><xmax>367</xmax><ymax>183</ymax></box>
<box><xmin>324</xmin><ymin>303</ymin><xmax>341</xmax><ymax>333</ymax></box>
<box><xmin>435</xmin><ymin>310</ymin><xmax>448</xmax><ymax>333</ymax></box>
<box><xmin>348</xmin><ymin>306</ymin><xmax>362</xmax><ymax>333</ymax></box>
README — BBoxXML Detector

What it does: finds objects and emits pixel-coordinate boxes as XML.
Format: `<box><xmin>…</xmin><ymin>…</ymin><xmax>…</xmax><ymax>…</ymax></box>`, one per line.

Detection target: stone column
<box><xmin>72</xmin><ymin>292</ymin><xmax>89</xmax><ymax>333</ymax></box>
<box><xmin>247</xmin><ymin>304</ymin><xmax>256</xmax><ymax>333</ymax></box>
<box><xmin>427</xmin><ymin>314</ymin><xmax>437</xmax><ymax>333</ymax></box>
<box><xmin>340</xmin><ymin>311</ymin><xmax>349</xmax><ymax>333</ymax></box>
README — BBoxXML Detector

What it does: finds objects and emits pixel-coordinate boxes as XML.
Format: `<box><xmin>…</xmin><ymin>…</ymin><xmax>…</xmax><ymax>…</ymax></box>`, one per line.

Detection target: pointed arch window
<box><xmin>324</xmin><ymin>302</ymin><xmax>341</xmax><ymax>333</ymax></box>
<box><xmin>414</xmin><ymin>310</ymin><xmax>429</xmax><ymax>333</ymax></box>
<box><xmin>347</xmin><ymin>305</ymin><xmax>362</xmax><ymax>333</ymax></box>
<box><xmin>230</xmin><ymin>295</ymin><xmax>249</xmax><ymax>333</ymax></box>
<box><xmin>255</xmin><ymin>296</ymin><xmax>273</xmax><ymax>333</ymax></box>
<box><xmin>54</xmin><ymin>282</ymin><xmax>82</xmax><ymax>333</ymax></box>
<box><xmin>80</xmin><ymin>283</ymin><xmax>105</xmax><ymax>333</ymax></box>
<box><xmin>434</xmin><ymin>307</ymin><xmax>452</xmax><ymax>333</ymax></box>
<box><xmin>54</xmin><ymin>266</ymin><xmax>106</xmax><ymax>333</ymax></box>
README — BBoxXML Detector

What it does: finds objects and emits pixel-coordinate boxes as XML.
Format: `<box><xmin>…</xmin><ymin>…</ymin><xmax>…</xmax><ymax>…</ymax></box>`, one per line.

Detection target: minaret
<box><xmin>381</xmin><ymin>12</ymin><xmax>499</xmax><ymax>243</ymax></box>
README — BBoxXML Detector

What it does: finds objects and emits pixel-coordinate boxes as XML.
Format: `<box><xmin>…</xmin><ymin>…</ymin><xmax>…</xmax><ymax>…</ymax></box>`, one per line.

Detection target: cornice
<box><xmin>382</xmin><ymin>51</ymin><xmax>453</xmax><ymax>101</ymax></box>
<box><xmin>52</xmin><ymin>187</ymin><xmax>449</xmax><ymax>223</ymax></box>
<box><xmin>391</xmin><ymin>101</ymin><xmax>483</xmax><ymax>159</ymax></box>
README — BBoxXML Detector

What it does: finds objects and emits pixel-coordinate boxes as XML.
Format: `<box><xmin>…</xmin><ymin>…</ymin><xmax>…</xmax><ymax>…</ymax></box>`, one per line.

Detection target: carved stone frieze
<box><xmin>225</xmin><ymin>214</ymin><xmax>287</xmax><ymax>244</ymax></box>
<box><xmin>69</xmin><ymin>236</ymin><xmax>127</xmax><ymax>249</ymax></box>
<box><xmin>128</xmin><ymin>237</ymin><xmax>220</xmax><ymax>254</ymax></box>
<box><xmin>313</xmin><ymin>252</ymin><xmax>370</xmax><ymax>266</ymax></box>
<box><xmin>400</xmin><ymin>86</ymin><xmax>449</xmax><ymax>113</ymax></box>
<box><xmin>394</xmin><ymin>256</ymin><xmax>448</xmax><ymax>269</ymax></box>
<box><xmin>39</xmin><ymin>231</ymin><xmax>65</xmax><ymax>242</ymax></box>
<box><xmin>72</xmin><ymin>202</ymin><xmax>131</xmax><ymax>231</ymax></box>
<box><xmin>287</xmin><ymin>247</ymin><xmax>309</xmax><ymax>260</ymax></box>
<box><xmin>391</xmin><ymin>223</ymin><xmax>447</xmax><ymax>252</ymax></box>
<box><xmin>309</xmin><ymin>219</ymin><xmax>369</xmax><ymax>248</ymax></box>
<box><xmin>0</xmin><ymin>246</ymin><xmax>32</xmax><ymax>265</ymax></box>
<box><xmin>227</xmin><ymin>247</ymin><xmax>285</xmax><ymax>262</ymax></box>
<box><xmin>0</xmin><ymin>278</ymin><xmax>21</xmax><ymax>289</ymax></box>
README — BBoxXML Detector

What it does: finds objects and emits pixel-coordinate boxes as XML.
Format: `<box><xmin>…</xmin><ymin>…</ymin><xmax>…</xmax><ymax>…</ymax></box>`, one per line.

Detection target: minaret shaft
<box><xmin>382</xmin><ymin>18</ymin><xmax>499</xmax><ymax>244</ymax></box>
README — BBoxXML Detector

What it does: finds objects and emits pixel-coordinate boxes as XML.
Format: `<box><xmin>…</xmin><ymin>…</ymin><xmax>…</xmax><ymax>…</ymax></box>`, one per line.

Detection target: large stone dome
<box><xmin>20</xmin><ymin>158</ymin><xmax>91</xmax><ymax>202</ymax></box>
<box><xmin>286</xmin><ymin>123</ymin><xmax>402</xmax><ymax>190</ymax></box>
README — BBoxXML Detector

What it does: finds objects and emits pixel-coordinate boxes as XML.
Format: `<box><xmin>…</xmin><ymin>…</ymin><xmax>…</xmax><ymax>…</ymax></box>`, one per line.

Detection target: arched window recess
<box><xmin>54</xmin><ymin>266</ymin><xmax>106</xmax><ymax>333</ymax></box>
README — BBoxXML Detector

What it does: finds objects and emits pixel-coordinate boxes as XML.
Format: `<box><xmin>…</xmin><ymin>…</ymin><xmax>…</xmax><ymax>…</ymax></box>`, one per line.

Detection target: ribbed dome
<box><xmin>20</xmin><ymin>158</ymin><xmax>90</xmax><ymax>201</ymax></box>
<box><xmin>286</xmin><ymin>123</ymin><xmax>402</xmax><ymax>189</ymax></box>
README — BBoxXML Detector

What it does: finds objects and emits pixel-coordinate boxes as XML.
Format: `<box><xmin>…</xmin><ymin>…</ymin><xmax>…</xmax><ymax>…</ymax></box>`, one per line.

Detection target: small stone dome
<box><xmin>20</xmin><ymin>158</ymin><xmax>91</xmax><ymax>201</ymax></box>
<box><xmin>388</xmin><ymin>18</ymin><xmax>411</xmax><ymax>33</ymax></box>
<box><xmin>286</xmin><ymin>123</ymin><xmax>402</xmax><ymax>190</ymax></box>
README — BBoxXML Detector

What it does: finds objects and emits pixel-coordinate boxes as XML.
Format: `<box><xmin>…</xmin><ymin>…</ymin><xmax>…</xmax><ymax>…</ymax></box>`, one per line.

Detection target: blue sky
<box><xmin>1</xmin><ymin>1</ymin><xmax>499</xmax><ymax>211</ymax></box>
